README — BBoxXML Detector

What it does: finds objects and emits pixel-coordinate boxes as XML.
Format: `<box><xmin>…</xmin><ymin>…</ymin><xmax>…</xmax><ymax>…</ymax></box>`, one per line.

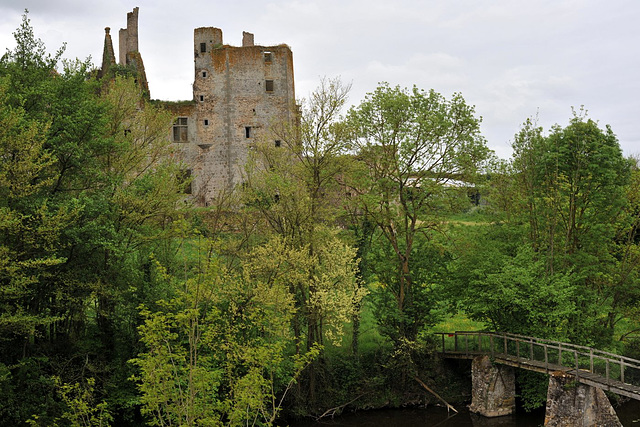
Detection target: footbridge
<box><xmin>435</xmin><ymin>331</ymin><xmax>640</xmax><ymax>425</ymax></box>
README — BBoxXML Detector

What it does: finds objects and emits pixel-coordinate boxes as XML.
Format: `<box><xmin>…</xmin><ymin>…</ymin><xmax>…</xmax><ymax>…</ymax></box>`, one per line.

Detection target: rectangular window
<box><xmin>264</xmin><ymin>51</ymin><xmax>272</xmax><ymax>63</ymax></box>
<box><xmin>199</xmin><ymin>95</ymin><xmax>204</xmax><ymax>102</ymax></box>
<box><xmin>178</xmin><ymin>169</ymin><xmax>192</xmax><ymax>194</ymax></box>
<box><xmin>204</xmin><ymin>119</ymin><xmax>209</xmax><ymax>126</ymax></box>
<box><xmin>265</xmin><ymin>79</ymin><xmax>274</xmax><ymax>92</ymax></box>
<box><xmin>202</xmin><ymin>71</ymin><xmax>207</xmax><ymax>78</ymax></box>
<box><xmin>173</xmin><ymin>117</ymin><xmax>188</xmax><ymax>142</ymax></box>
<box><xmin>245</xmin><ymin>126</ymin><xmax>251</xmax><ymax>138</ymax></box>
<box><xmin>200</xmin><ymin>42</ymin><xmax>207</xmax><ymax>53</ymax></box>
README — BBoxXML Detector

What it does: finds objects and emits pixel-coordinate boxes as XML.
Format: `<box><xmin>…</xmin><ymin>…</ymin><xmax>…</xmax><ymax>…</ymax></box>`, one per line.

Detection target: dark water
<box><xmin>289</xmin><ymin>400</ymin><xmax>640</xmax><ymax>426</ymax></box>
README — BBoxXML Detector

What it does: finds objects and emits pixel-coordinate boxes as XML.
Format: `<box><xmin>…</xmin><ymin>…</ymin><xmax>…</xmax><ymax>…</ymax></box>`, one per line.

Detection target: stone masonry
<box><xmin>544</xmin><ymin>371</ymin><xmax>622</xmax><ymax>427</ymax></box>
<box><xmin>468</xmin><ymin>355</ymin><xmax>516</xmax><ymax>417</ymax></box>
<box><xmin>100</xmin><ymin>8</ymin><xmax>295</xmax><ymax>206</ymax></box>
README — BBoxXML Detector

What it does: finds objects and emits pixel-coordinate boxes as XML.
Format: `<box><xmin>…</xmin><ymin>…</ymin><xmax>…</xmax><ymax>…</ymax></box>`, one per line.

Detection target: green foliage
<box><xmin>449</xmin><ymin>227</ymin><xmax>579</xmax><ymax>338</ymax></box>
<box><xmin>516</xmin><ymin>371</ymin><xmax>549</xmax><ymax>412</ymax></box>
<box><xmin>131</xmin><ymin>241</ymin><xmax>319</xmax><ymax>426</ymax></box>
<box><xmin>243</xmin><ymin>78</ymin><xmax>365</xmax><ymax>354</ymax></box>
<box><xmin>450</xmin><ymin>110</ymin><xmax>636</xmax><ymax>410</ymax></box>
<box><xmin>26</xmin><ymin>377</ymin><xmax>113</xmax><ymax>427</ymax></box>
<box><xmin>345</xmin><ymin>83</ymin><xmax>490</xmax><ymax>343</ymax></box>
<box><xmin>0</xmin><ymin>12</ymin><xmax>186</xmax><ymax>425</ymax></box>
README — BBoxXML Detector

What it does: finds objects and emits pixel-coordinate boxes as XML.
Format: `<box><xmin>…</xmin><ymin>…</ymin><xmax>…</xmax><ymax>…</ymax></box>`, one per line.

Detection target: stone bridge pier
<box><xmin>468</xmin><ymin>356</ymin><xmax>516</xmax><ymax>417</ymax></box>
<box><xmin>468</xmin><ymin>357</ymin><xmax>622</xmax><ymax>426</ymax></box>
<box><xmin>545</xmin><ymin>371</ymin><xmax>621</xmax><ymax>427</ymax></box>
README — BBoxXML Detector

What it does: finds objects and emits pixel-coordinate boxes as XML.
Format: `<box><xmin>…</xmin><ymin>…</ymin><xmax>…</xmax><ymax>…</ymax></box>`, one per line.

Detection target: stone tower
<box><xmin>168</xmin><ymin>27</ymin><xmax>295</xmax><ymax>205</ymax></box>
<box><xmin>101</xmin><ymin>9</ymin><xmax>295</xmax><ymax>206</ymax></box>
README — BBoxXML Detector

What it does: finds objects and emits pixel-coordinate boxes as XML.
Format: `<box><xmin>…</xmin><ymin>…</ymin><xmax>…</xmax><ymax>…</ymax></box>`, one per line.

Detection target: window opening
<box><xmin>202</xmin><ymin>71</ymin><xmax>207</xmax><ymax>78</ymax></box>
<box><xmin>199</xmin><ymin>95</ymin><xmax>204</xmax><ymax>102</ymax></box>
<box><xmin>265</xmin><ymin>80</ymin><xmax>274</xmax><ymax>92</ymax></box>
<box><xmin>204</xmin><ymin>119</ymin><xmax>209</xmax><ymax>126</ymax></box>
<box><xmin>200</xmin><ymin>42</ymin><xmax>207</xmax><ymax>53</ymax></box>
<box><xmin>245</xmin><ymin>126</ymin><xmax>252</xmax><ymax>138</ymax></box>
<box><xmin>264</xmin><ymin>51</ymin><xmax>272</xmax><ymax>63</ymax></box>
<box><xmin>173</xmin><ymin>117</ymin><xmax>188</xmax><ymax>142</ymax></box>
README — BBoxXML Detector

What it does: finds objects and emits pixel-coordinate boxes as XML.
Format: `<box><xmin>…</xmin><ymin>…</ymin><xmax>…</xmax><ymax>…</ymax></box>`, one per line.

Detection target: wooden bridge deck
<box><xmin>436</xmin><ymin>332</ymin><xmax>640</xmax><ymax>401</ymax></box>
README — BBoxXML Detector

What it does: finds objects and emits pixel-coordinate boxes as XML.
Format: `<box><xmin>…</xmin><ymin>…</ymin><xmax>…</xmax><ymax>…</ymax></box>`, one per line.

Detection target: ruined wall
<box><xmin>171</xmin><ymin>28</ymin><xmax>295</xmax><ymax>205</ymax></box>
<box><xmin>101</xmin><ymin>9</ymin><xmax>295</xmax><ymax>206</ymax></box>
<box><xmin>119</xmin><ymin>7</ymin><xmax>139</xmax><ymax>65</ymax></box>
<box><xmin>115</xmin><ymin>7</ymin><xmax>149</xmax><ymax>96</ymax></box>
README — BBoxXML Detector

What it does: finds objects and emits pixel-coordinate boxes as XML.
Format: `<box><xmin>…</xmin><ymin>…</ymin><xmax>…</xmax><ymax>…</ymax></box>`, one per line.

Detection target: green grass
<box><xmin>445</xmin><ymin>206</ymin><xmax>494</xmax><ymax>225</ymax></box>
<box><xmin>430</xmin><ymin>312</ymin><xmax>486</xmax><ymax>333</ymax></box>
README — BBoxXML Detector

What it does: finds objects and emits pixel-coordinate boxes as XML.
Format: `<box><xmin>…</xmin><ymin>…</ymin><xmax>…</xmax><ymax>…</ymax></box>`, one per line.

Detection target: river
<box><xmin>289</xmin><ymin>400</ymin><xmax>640</xmax><ymax>426</ymax></box>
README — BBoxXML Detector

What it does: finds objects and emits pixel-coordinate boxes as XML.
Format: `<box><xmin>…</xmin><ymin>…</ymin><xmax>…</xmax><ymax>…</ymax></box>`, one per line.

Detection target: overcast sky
<box><xmin>1</xmin><ymin>0</ymin><xmax>638</xmax><ymax>159</ymax></box>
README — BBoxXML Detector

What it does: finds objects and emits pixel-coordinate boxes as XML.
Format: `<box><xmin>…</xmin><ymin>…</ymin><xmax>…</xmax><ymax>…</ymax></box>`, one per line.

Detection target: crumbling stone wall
<box><xmin>544</xmin><ymin>371</ymin><xmax>621</xmax><ymax>427</ymax></box>
<box><xmin>119</xmin><ymin>7</ymin><xmax>139</xmax><ymax>66</ymax></box>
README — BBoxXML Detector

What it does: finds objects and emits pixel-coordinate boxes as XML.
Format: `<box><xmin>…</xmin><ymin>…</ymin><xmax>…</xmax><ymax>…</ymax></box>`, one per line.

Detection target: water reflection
<box><xmin>288</xmin><ymin>400</ymin><xmax>640</xmax><ymax>427</ymax></box>
<box><xmin>288</xmin><ymin>407</ymin><xmax>544</xmax><ymax>427</ymax></box>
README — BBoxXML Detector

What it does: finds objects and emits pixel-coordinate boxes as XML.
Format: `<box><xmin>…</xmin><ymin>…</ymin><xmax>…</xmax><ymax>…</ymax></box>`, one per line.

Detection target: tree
<box><xmin>132</xmin><ymin>239</ymin><xmax>319</xmax><ymax>426</ymax></box>
<box><xmin>345</xmin><ymin>83</ymin><xmax>489</xmax><ymax>342</ymax></box>
<box><xmin>241</xmin><ymin>78</ymin><xmax>366</xmax><ymax>407</ymax></box>
<box><xmin>242</xmin><ymin>78</ymin><xmax>364</xmax><ymax>353</ymax></box>
<box><xmin>0</xmin><ymin>13</ymin><xmax>186</xmax><ymax>424</ymax></box>
<box><xmin>454</xmin><ymin>111</ymin><xmax>633</xmax><ymax>347</ymax></box>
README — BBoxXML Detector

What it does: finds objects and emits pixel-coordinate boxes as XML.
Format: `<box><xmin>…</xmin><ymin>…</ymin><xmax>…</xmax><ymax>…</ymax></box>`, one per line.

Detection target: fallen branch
<box><xmin>413</xmin><ymin>376</ymin><xmax>458</xmax><ymax>414</ymax></box>
<box><xmin>315</xmin><ymin>393</ymin><xmax>367</xmax><ymax>420</ymax></box>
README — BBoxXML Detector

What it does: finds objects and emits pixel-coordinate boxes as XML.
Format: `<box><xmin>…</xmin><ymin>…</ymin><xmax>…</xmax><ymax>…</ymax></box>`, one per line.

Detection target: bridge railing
<box><xmin>434</xmin><ymin>331</ymin><xmax>640</xmax><ymax>389</ymax></box>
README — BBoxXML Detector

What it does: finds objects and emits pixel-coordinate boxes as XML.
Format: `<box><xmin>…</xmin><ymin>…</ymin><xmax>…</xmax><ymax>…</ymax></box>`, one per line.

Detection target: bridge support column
<box><xmin>468</xmin><ymin>355</ymin><xmax>516</xmax><ymax>417</ymax></box>
<box><xmin>544</xmin><ymin>371</ymin><xmax>621</xmax><ymax>427</ymax></box>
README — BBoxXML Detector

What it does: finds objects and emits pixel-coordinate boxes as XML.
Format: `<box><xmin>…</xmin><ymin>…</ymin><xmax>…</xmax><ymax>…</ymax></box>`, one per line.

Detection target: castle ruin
<box><xmin>100</xmin><ymin>7</ymin><xmax>296</xmax><ymax>205</ymax></box>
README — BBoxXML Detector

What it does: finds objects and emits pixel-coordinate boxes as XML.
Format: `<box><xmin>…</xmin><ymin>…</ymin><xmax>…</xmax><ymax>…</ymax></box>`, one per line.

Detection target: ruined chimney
<box><xmin>100</xmin><ymin>27</ymin><xmax>116</xmax><ymax>77</ymax></box>
<box><xmin>242</xmin><ymin>31</ymin><xmax>254</xmax><ymax>47</ymax></box>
